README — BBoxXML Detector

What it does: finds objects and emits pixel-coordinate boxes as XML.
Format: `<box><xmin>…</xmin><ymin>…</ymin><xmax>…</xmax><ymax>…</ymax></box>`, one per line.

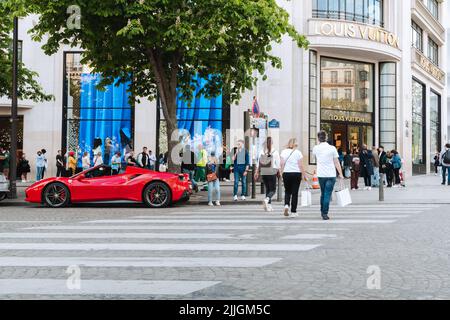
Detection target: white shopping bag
<box><xmin>301</xmin><ymin>190</ymin><xmax>312</xmax><ymax>207</ymax></box>
<box><xmin>335</xmin><ymin>180</ymin><xmax>352</xmax><ymax>207</ymax></box>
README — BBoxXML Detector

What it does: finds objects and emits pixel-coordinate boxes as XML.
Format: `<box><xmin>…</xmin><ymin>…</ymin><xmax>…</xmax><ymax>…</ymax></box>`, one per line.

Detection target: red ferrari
<box><xmin>25</xmin><ymin>165</ymin><xmax>191</xmax><ymax>208</ymax></box>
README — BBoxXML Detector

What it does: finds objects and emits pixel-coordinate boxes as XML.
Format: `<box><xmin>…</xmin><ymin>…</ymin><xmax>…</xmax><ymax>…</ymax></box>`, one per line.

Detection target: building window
<box><xmin>320</xmin><ymin>57</ymin><xmax>374</xmax><ymax>153</ymax></box>
<box><xmin>411</xmin><ymin>21</ymin><xmax>423</xmax><ymax>52</ymax></box>
<box><xmin>427</xmin><ymin>37</ymin><xmax>439</xmax><ymax>65</ymax></box>
<box><xmin>379</xmin><ymin>62</ymin><xmax>396</xmax><ymax>152</ymax></box>
<box><xmin>345</xmin><ymin>89</ymin><xmax>352</xmax><ymax>100</ymax></box>
<box><xmin>312</xmin><ymin>0</ymin><xmax>384</xmax><ymax>27</ymax></box>
<box><xmin>344</xmin><ymin>71</ymin><xmax>352</xmax><ymax>84</ymax></box>
<box><xmin>359</xmin><ymin>70</ymin><xmax>368</xmax><ymax>81</ymax></box>
<box><xmin>331</xmin><ymin>89</ymin><xmax>338</xmax><ymax>100</ymax></box>
<box><xmin>62</xmin><ymin>52</ymin><xmax>134</xmax><ymax>168</ymax></box>
<box><xmin>331</xmin><ymin>71</ymin><xmax>338</xmax><ymax>83</ymax></box>
<box><xmin>412</xmin><ymin>78</ymin><xmax>426</xmax><ymax>175</ymax></box>
<box><xmin>426</xmin><ymin>0</ymin><xmax>439</xmax><ymax>20</ymax></box>
<box><xmin>309</xmin><ymin>50</ymin><xmax>318</xmax><ymax>164</ymax></box>
<box><xmin>430</xmin><ymin>91</ymin><xmax>441</xmax><ymax>171</ymax></box>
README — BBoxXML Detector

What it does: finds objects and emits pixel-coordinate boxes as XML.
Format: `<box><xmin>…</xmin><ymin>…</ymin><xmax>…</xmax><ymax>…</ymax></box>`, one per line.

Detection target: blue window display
<box><xmin>63</xmin><ymin>52</ymin><xmax>133</xmax><ymax>168</ymax></box>
<box><xmin>175</xmin><ymin>76</ymin><xmax>223</xmax><ymax>156</ymax></box>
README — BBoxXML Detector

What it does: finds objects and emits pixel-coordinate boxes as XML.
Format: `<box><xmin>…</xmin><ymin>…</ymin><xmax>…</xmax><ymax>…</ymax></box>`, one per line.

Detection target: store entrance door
<box><xmin>323</xmin><ymin>122</ymin><xmax>373</xmax><ymax>153</ymax></box>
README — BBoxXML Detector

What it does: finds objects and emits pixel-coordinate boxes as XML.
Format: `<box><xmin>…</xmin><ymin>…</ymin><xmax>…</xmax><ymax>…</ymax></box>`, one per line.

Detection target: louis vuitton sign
<box><xmin>313</xmin><ymin>21</ymin><xmax>400</xmax><ymax>49</ymax></box>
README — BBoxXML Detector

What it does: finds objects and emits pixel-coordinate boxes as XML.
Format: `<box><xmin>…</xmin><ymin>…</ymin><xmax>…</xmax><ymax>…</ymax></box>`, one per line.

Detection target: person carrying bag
<box><xmin>255</xmin><ymin>137</ymin><xmax>280</xmax><ymax>212</ymax></box>
<box><xmin>206</xmin><ymin>152</ymin><xmax>221</xmax><ymax>207</ymax></box>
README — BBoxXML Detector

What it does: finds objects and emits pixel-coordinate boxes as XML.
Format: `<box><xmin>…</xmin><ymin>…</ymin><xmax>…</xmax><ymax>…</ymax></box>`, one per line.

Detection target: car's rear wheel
<box><xmin>0</xmin><ymin>193</ymin><xmax>7</xmax><ymax>202</ymax></box>
<box><xmin>143</xmin><ymin>182</ymin><xmax>172</xmax><ymax>208</ymax></box>
<box><xmin>43</xmin><ymin>183</ymin><xmax>70</xmax><ymax>208</ymax></box>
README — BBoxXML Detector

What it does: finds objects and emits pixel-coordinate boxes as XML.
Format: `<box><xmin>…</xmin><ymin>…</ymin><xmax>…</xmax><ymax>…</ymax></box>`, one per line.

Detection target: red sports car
<box><xmin>25</xmin><ymin>165</ymin><xmax>191</xmax><ymax>208</ymax></box>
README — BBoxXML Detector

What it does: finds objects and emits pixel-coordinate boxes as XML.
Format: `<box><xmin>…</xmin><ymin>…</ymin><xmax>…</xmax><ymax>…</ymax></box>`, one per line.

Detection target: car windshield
<box><xmin>72</xmin><ymin>165</ymin><xmax>112</xmax><ymax>179</ymax></box>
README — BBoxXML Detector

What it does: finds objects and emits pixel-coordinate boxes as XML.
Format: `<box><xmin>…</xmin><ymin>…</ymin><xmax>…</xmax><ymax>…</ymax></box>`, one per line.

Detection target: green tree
<box><xmin>27</xmin><ymin>0</ymin><xmax>308</xmax><ymax>170</ymax></box>
<box><xmin>0</xmin><ymin>1</ymin><xmax>52</xmax><ymax>102</ymax></box>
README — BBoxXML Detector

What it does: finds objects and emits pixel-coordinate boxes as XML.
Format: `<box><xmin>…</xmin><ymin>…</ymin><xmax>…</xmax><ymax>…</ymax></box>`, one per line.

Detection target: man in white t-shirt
<box><xmin>312</xmin><ymin>131</ymin><xmax>344</xmax><ymax>220</ymax></box>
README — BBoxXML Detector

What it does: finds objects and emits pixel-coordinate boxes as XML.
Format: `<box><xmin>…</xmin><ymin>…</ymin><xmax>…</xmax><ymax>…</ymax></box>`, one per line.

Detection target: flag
<box><xmin>252</xmin><ymin>97</ymin><xmax>260</xmax><ymax>116</ymax></box>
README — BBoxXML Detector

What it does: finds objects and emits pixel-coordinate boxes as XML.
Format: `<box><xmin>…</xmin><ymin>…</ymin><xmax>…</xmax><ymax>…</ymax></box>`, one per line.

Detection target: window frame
<box><xmin>411</xmin><ymin>20</ymin><xmax>423</xmax><ymax>52</ymax></box>
<box><xmin>427</xmin><ymin>37</ymin><xmax>439</xmax><ymax>66</ymax></box>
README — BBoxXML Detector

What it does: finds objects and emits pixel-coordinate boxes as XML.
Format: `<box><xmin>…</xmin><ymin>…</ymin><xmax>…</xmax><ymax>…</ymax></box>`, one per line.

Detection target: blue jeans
<box><xmin>36</xmin><ymin>166</ymin><xmax>45</xmax><ymax>181</ymax></box>
<box><xmin>371</xmin><ymin>167</ymin><xmax>380</xmax><ymax>187</ymax></box>
<box><xmin>182</xmin><ymin>169</ymin><xmax>197</xmax><ymax>188</ymax></box>
<box><xmin>208</xmin><ymin>179</ymin><xmax>221</xmax><ymax>202</ymax></box>
<box><xmin>233</xmin><ymin>170</ymin><xmax>247</xmax><ymax>196</ymax></box>
<box><xmin>442</xmin><ymin>166</ymin><xmax>450</xmax><ymax>184</ymax></box>
<box><xmin>318</xmin><ymin>177</ymin><xmax>336</xmax><ymax>216</ymax></box>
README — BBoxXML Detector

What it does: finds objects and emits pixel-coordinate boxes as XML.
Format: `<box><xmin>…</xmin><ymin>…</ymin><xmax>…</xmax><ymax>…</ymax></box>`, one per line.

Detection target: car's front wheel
<box><xmin>0</xmin><ymin>193</ymin><xmax>6</xmax><ymax>202</ymax></box>
<box><xmin>43</xmin><ymin>183</ymin><xmax>70</xmax><ymax>208</ymax></box>
<box><xmin>143</xmin><ymin>182</ymin><xmax>172</xmax><ymax>208</ymax></box>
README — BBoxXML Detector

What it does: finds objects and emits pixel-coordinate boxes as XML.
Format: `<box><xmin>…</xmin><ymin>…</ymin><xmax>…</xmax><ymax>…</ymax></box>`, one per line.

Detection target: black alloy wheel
<box><xmin>43</xmin><ymin>183</ymin><xmax>70</xmax><ymax>208</ymax></box>
<box><xmin>143</xmin><ymin>182</ymin><xmax>172</xmax><ymax>208</ymax></box>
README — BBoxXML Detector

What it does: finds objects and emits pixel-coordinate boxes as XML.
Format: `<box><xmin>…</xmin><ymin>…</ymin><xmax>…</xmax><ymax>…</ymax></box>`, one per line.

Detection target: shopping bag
<box><xmin>301</xmin><ymin>190</ymin><xmax>312</xmax><ymax>207</ymax></box>
<box><xmin>335</xmin><ymin>183</ymin><xmax>352</xmax><ymax>207</ymax></box>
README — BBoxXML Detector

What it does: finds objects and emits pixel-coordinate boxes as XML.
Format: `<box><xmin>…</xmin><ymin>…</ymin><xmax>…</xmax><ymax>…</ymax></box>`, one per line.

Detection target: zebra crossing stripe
<box><xmin>0</xmin><ymin>257</ymin><xmax>281</xmax><ymax>268</ymax></box>
<box><xmin>0</xmin><ymin>243</ymin><xmax>321</xmax><ymax>251</ymax></box>
<box><xmin>281</xmin><ymin>234</ymin><xmax>337</xmax><ymax>240</ymax></box>
<box><xmin>0</xmin><ymin>279</ymin><xmax>221</xmax><ymax>296</ymax></box>
<box><xmin>0</xmin><ymin>233</ymin><xmax>253</xmax><ymax>240</ymax></box>
<box><xmin>23</xmin><ymin>225</ymin><xmax>262</xmax><ymax>230</ymax></box>
<box><xmin>130</xmin><ymin>215</ymin><xmax>409</xmax><ymax>219</ymax></box>
<box><xmin>81</xmin><ymin>219</ymin><xmax>397</xmax><ymax>224</ymax></box>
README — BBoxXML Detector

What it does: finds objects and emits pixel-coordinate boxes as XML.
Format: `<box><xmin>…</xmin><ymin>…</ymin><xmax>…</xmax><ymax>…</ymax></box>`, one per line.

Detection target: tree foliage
<box><xmin>26</xmin><ymin>0</ymin><xmax>308</xmax><ymax>168</ymax></box>
<box><xmin>0</xmin><ymin>0</ymin><xmax>53</xmax><ymax>102</ymax></box>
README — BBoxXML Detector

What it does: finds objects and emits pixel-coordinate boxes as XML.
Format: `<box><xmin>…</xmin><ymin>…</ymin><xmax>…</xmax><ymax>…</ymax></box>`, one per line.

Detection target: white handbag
<box><xmin>301</xmin><ymin>182</ymin><xmax>312</xmax><ymax>207</ymax></box>
<box><xmin>335</xmin><ymin>180</ymin><xmax>352</xmax><ymax>207</ymax></box>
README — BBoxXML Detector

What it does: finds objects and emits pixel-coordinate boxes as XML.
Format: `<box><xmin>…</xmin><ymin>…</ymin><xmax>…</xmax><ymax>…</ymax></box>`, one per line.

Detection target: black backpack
<box><xmin>443</xmin><ymin>150</ymin><xmax>450</xmax><ymax>165</ymax></box>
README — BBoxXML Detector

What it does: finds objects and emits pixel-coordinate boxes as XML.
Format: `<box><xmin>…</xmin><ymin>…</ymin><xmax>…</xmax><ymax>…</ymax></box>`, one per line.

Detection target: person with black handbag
<box><xmin>255</xmin><ymin>137</ymin><xmax>280</xmax><ymax>212</ymax></box>
<box><xmin>206</xmin><ymin>151</ymin><xmax>221</xmax><ymax>206</ymax></box>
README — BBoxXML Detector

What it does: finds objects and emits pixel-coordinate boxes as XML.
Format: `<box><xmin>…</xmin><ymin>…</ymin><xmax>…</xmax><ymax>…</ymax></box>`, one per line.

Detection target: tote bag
<box><xmin>335</xmin><ymin>180</ymin><xmax>352</xmax><ymax>207</ymax></box>
<box><xmin>300</xmin><ymin>182</ymin><xmax>312</xmax><ymax>207</ymax></box>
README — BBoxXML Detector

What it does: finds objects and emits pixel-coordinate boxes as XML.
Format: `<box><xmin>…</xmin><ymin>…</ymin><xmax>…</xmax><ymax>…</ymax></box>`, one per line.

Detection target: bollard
<box><xmin>251</xmin><ymin>164</ymin><xmax>256</xmax><ymax>199</ymax></box>
<box><xmin>379</xmin><ymin>172</ymin><xmax>384</xmax><ymax>201</ymax></box>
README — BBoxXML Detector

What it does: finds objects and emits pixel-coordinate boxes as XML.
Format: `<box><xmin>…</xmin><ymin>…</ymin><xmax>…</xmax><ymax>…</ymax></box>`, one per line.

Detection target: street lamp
<box><xmin>9</xmin><ymin>16</ymin><xmax>19</xmax><ymax>199</ymax></box>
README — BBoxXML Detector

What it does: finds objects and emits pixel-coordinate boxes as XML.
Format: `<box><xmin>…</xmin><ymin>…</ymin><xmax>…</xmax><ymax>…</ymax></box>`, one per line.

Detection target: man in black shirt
<box><xmin>56</xmin><ymin>150</ymin><xmax>65</xmax><ymax>177</ymax></box>
<box><xmin>181</xmin><ymin>145</ymin><xmax>198</xmax><ymax>192</ymax></box>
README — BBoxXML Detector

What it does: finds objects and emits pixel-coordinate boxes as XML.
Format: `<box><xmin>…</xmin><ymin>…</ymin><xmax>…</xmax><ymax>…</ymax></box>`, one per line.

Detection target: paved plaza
<box><xmin>0</xmin><ymin>174</ymin><xmax>449</xmax><ymax>299</ymax></box>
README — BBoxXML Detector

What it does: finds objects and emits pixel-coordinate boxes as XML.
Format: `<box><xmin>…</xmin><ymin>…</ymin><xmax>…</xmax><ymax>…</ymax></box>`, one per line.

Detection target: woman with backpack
<box><xmin>18</xmin><ymin>153</ymin><xmax>31</xmax><ymax>183</ymax></box>
<box><xmin>255</xmin><ymin>137</ymin><xmax>280</xmax><ymax>212</ymax></box>
<box><xmin>391</xmin><ymin>150</ymin><xmax>402</xmax><ymax>187</ymax></box>
<box><xmin>440</xmin><ymin>143</ymin><xmax>450</xmax><ymax>186</ymax></box>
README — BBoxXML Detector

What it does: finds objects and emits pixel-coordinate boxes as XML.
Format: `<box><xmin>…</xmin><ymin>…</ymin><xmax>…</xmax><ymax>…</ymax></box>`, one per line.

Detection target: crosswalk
<box><xmin>0</xmin><ymin>202</ymin><xmax>440</xmax><ymax>298</ymax></box>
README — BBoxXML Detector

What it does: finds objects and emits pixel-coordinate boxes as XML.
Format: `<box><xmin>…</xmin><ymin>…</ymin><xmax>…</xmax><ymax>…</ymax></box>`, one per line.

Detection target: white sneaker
<box><xmin>283</xmin><ymin>205</ymin><xmax>289</xmax><ymax>217</ymax></box>
<box><xmin>263</xmin><ymin>198</ymin><xmax>269</xmax><ymax>211</ymax></box>
<box><xmin>351</xmin><ymin>188</ymin><xmax>356</xmax><ymax>191</ymax></box>
<box><xmin>233</xmin><ymin>195</ymin><xmax>238</xmax><ymax>201</ymax></box>
<box><xmin>267</xmin><ymin>204</ymin><xmax>274</xmax><ymax>212</ymax></box>
<box><xmin>215</xmin><ymin>201</ymin><xmax>221</xmax><ymax>206</ymax></box>
<box><xmin>368</xmin><ymin>187</ymin><xmax>372</xmax><ymax>191</ymax></box>
<box><xmin>290</xmin><ymin>212</ymin><xmax>299</xmax><ymax>218</ymax></box>
<box><xmin>241</xmin><ymin>196</ymin><xmax>246</xmax><ymax>201</ymax></box>
<box><xmin>208</xmin><ymin>202</ymin><xmax>214</xmax><ymax>206</ymax></box>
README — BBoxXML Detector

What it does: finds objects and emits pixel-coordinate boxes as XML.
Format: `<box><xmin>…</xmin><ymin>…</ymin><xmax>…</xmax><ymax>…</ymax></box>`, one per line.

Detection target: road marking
<box><xmin>0</xmin><ymin>243</ymin><xmax>321</xmax><ymax>251</ymax></box>
<box><xmin>82</xmin><ymin>219</ymin><xmax>397</xmax><ymax>224</ymax></box>
<box><xmin>0</xmin><ymin>279</ymin><xmax>221</xmax><ymax>295</ymax></box>
<box><xmin>0</xmin><ymin>221</ymin><xmax>62</xmax><ymax>223</ymax></box>
<box><xmin>307</xmin><ymin>228</ymin><xmax>349</xmax><ymax>231</ymax></box>
<box><xmin>24</xmin><ymin>225</ymin><xmax>261</xmax><ymax>230</ymax></box>
<box><xmin>131</xmin><ymin>215</ymin><xmax>410</xmax><ymax>219</ymax></box>
<box><xmin>281</xmin><ymin>234</ymin><xmax>337</xmax><ymax>240</ymax></box>
<box><xmin>0</xmin><ymin>233</ymin><xmax>252</xmax><ymax>240</ymax></box>
<box><xmin>0</xmin><ymin>257</ymin><xmax>281</xmax><ymax>268</ymax></box>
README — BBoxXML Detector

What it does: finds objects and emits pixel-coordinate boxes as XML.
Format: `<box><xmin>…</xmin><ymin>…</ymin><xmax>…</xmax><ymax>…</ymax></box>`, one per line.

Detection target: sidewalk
<box><xmin>3</xmin><ymin>174</ymin><xmax>449</xmax><ymax>205</ymax></box>
<box><xmin>190</xmin><ymin>174</ymin><xmax>449</xmax><ymax>205</ymax></box>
